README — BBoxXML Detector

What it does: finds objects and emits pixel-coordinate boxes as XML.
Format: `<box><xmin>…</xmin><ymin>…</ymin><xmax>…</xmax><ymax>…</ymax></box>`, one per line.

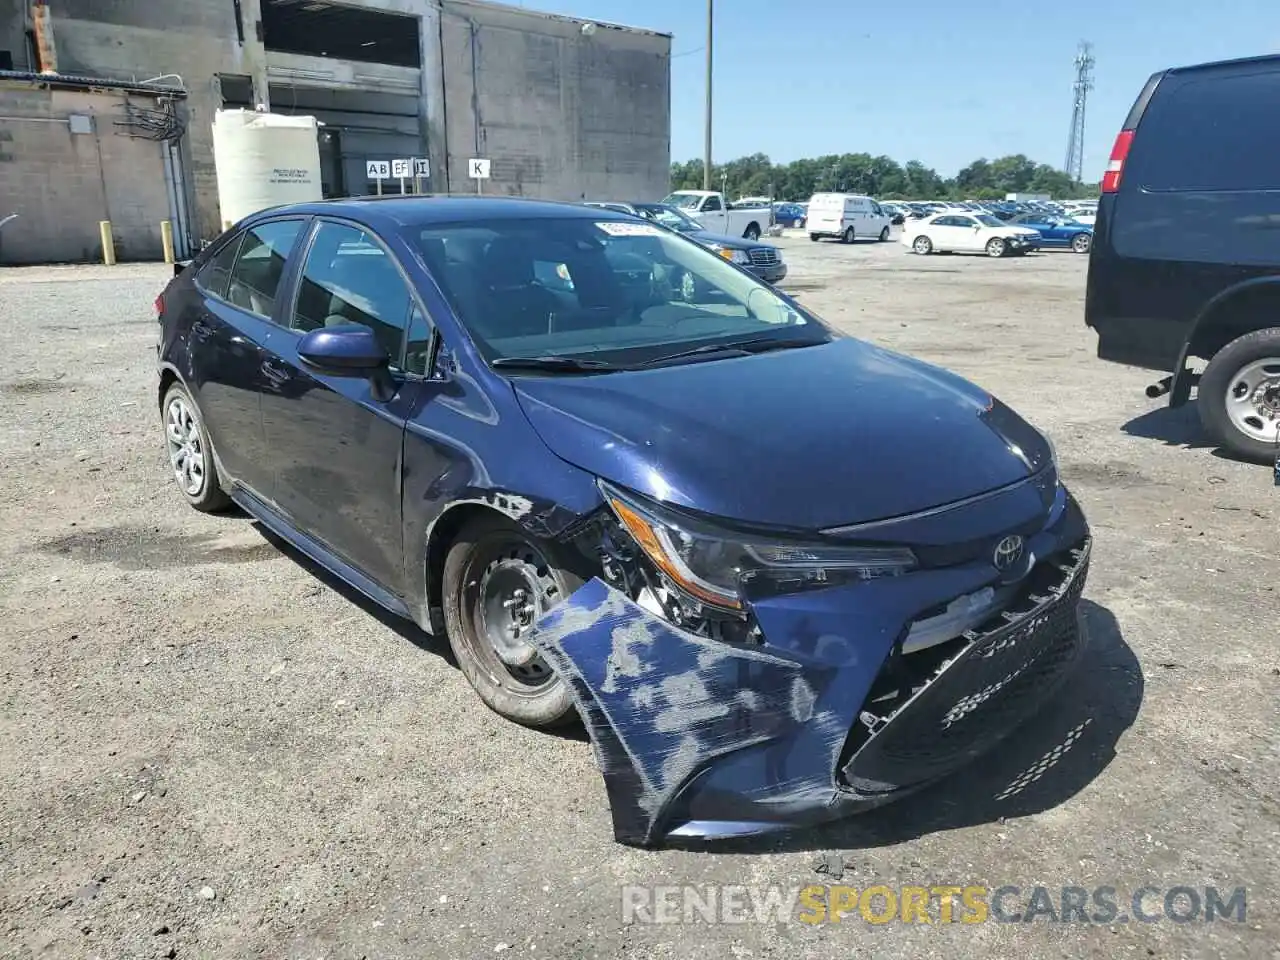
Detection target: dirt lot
<box><xmin>1</xmin><ymin>236</ymin><xmax>1277</xmax><ymax>960</ymax></box>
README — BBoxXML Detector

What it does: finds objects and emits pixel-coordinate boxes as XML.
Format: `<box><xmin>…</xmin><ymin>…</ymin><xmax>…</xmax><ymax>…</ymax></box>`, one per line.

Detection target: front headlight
<box><xmin>600</xmin><ymin>481</ymin><xmax>917</xmax><ymax>613</ymax></box>
<box><xmin>707</xmin><ymin>243</ymin><xmax>751</xmax><ymax>265</ymax></box>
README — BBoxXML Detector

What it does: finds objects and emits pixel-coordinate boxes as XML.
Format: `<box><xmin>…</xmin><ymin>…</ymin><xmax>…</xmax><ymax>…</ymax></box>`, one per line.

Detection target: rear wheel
<box><xmin>1072</xmin><ymin>233</ymin><xmax>1092</xmax><ymax>254</ymax></box>
<box><xmin>843</xmin><ymin>226</ymin><xmax>856</xmax><ymax>244</ymax></box>
<box><xmin>878</xmin><ymin>226</ymin><xmax>890</xmax><ymax>242</ymax></box>
<box><xmin>808</xmin><ymin>233</ymin><xmax>820</xmax><ymax>242</ymax></box>
<box><xmin>161</xmin><ymin>383</ymin><xmax>231</xmax><ymax>513</ymax></box>
<box><xmin>912</xmin><ymin>235</ymin><xmax>933</xmax><ymax>255</ymax></box>
<box><xmin>1198</xmin><ymin>328</ymin><xmax>1280</xmax><ymax>463</ymax></box>
<box><xmin>743</xmin><ymin>223</ymin><xmax>761</xmax><ymax>241</ymax></box>
<box><xmin>442</xmin><ymin>514</ymin><xmax>583</xmax><ymax>727</ymax></box>
<box><xmin>985</xmin><ymin>237</ymin><xmax>1008</xmax><ymax>258</ymax></box>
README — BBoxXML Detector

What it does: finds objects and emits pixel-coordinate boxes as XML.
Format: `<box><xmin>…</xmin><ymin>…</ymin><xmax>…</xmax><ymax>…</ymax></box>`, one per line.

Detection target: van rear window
<box><xmin>1129</xmin><ymin>69</ymin><xmax>1280</xmax><ymax>192</ymax></box>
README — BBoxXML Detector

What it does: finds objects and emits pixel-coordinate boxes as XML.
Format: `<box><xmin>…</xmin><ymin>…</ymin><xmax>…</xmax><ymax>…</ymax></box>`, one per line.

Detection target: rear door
<box><xmin>186</xmin><ymin>218</ymin><xmax>307</xmax><ymax>498</ymax></box>
<box><xmin>259</xmin><ymin>218</ymin><xmax>423</xmax><ymax>593</ymax></box>
<box><xmin>1089</xmin><ymin>60</ymin><xmax>1280</xmax><ymax>368</ymax></box>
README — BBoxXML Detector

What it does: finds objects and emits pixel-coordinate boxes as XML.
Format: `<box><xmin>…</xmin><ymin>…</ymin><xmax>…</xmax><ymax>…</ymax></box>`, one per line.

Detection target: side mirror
<box><xmin>297</xmin><ymin>324</ymin><xmax>389</xmax><ymax>376</ymax></box>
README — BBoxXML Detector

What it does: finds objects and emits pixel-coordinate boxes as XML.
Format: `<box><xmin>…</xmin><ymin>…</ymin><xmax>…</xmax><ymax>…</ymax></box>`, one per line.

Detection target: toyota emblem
<box><xmin>992</xmin><ymin>535</ymin><xmax>1025</xmax><ymax>571</ymax></box>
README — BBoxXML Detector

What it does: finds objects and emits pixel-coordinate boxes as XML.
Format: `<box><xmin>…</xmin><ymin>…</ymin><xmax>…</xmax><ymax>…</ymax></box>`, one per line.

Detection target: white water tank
<box><xmin>212</xmin><ymin>109</ymin><xmax>323</xmax><ymax>228</ymax></box>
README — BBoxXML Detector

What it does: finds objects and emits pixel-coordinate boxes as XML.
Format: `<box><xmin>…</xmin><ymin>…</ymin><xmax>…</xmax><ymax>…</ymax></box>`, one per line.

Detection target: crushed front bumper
<box><xmin>532</xmin><ymin>491</ymin><xmax>1091</xmax><ymax>847</ymax></box>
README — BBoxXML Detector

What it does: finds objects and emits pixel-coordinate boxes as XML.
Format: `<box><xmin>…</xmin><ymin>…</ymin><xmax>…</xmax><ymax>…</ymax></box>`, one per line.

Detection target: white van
<box><xmin>806</xmin><ymin>193</ymin><xmax>893</xmax><ymax>243</ymax></box>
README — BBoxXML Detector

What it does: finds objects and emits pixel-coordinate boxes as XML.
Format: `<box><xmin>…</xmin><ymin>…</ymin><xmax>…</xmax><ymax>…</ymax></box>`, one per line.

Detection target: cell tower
<box><xmin>1064</xmin><ymin>41</ymin><xmax>1095</xmax><ymax>183</ymax></box>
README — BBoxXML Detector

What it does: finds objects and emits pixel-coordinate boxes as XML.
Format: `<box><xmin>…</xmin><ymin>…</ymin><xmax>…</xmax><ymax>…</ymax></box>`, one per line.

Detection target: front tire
<box><xmin>985</xmin><ymin>237</ymin><xmax>1008</xmax><ymax>258</ymax></box>
<box><xmin>162</xmin><ymin>383</ymin><xmax>231</xmax><ymax>513</ymax></box>
<box><xmin>1197</xmin><ymin>328</ymin><xmax>1280</xmax><ymax>464</ymax></box>
<box><xmin>809</xmin><ymin>233</ymin><xmax>820</xmax><ymax>242</ymax></box>
<box><xmin>442</xmin><ymin>514</ymin><xmax>583</xmax><ymax>727</ymax></box>
<box><xmin>843</xmin><ymin>226</ymin><xmax>856</xmax><ymax>244</ymax></box>
<box><xmin>878</xmin><ymin>226</ymin><xmax>890</xmax><ymax>242</ymax></box>
<box><xmin>912</xmin><ymin>235</ymin><xmax>933</xmax><ymax>255</ymax></box>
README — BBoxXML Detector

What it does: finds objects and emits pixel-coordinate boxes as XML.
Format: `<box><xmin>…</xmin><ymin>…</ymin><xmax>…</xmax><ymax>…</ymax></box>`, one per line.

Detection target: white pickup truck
<box><xmin>660</xmin><ymin>190</ymin><xmax>769</xmax><ymax>240</ymax></box>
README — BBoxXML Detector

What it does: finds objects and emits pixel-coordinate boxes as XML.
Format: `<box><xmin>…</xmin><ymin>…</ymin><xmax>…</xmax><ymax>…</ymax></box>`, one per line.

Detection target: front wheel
<box><xmin>878</xmin><ymin>226</ymin><xmax>890</xmax><ymax>242</ymax></box>
<box><xmin>843</xmin><ymin>226</ymin><xmax>856</xmax><ymax>244</ymax></box>
<box><xmin>985</xmin><ymin>237</ymin><xmax>1008</xmax><ymax>258</ymax></box>
<box><xmin>743</xmin><ymin>223</ymin><xmax>761</xmax><ymax>241</ymax></box>
<box><xmin>442</xmin><ymin>515</ymin><xmax>584</xmax><ymax>727</ymax></box>
<box><xmin>1072</xmin><ymin>233</ymin><xmax>1092</xmax><ymax>254</ymax></box>
<box><xmin>1197</xmin><ymin>328</ymin><xmax>1280</xmax><ymax>464</ymax></box>
<box><xmin>912</xmin><ymin>235</ymin><xmax>933</xmax><ymax>255</ymax></box>
<box><xmin>808</xmin><ymin>233</ymin><xmax>820</xmax><ymax>242</ymax></box>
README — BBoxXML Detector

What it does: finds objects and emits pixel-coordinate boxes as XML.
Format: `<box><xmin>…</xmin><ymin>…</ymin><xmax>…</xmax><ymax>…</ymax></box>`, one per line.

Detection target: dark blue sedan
<box><xmin>156</xmin><ymin>196</ymin><xmax>1091</xmax><ymax>847</ymax></box>
<box><xmin>1011</xmin><ymin>214</ymin><xmax>1093</xmax><ymax>253</ymax></box>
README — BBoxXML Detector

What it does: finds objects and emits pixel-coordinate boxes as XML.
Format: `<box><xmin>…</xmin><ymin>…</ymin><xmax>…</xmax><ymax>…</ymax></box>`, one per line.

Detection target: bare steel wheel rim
<box><xmin>467</xmin><ymin>539</ymin><xmax>562</xmax><ymax>689</ymax></box>
<box><xmin>165</xmin><ymin>396</ymin><xmax>206</xmax><ymax>497</ymax></box>
<box><xmin>1224</xmin><ymin>358</ymin><xmax>1280</xmax><ymax>444</ymax></box>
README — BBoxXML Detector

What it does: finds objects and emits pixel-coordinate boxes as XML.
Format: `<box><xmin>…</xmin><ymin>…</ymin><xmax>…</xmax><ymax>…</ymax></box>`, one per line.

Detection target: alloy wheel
<box><xmin>165</xmin><ymin>395</ymin><xmax>206</xmax><ymax>497</ymax></box>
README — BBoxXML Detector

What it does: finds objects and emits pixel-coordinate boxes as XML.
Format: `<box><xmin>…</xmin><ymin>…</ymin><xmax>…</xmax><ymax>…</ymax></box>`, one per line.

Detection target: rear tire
<box><xmin>1197</xmin><ymin>328</ymin><xmax>1280</xmax><ymax>464</ymax></box>
<box><xmin>843</xmin><ymin>226</ymin><xmax>856</xmax><ymax>244</ymax></box>
<box><xmin>744</xmin><ymin>223</ymin><xmax>761</xmax><ymax>241</ymax></box>
<box><xmin>809</xmin><ymin>233</ymin><xmax>820</xmax><ymax>242</ymax></box>
<box><xmin>442</xmin><ymin>514</ymin><xmax>584</xmax><ymax>728</ymax></box>
<box><xmin>878</xmin><ymin>226</ymin><xmax>890</xmax><ymax>242</ymax></box>
<box><xmin>161</xmin><ymin>383</ymin><xmax>231</xmax><ymax>513</ymax></box>
<box><xmin>1072</xmin><ymin>233</ymin><xmax>1092</xmax><ymax>254</ymax></box>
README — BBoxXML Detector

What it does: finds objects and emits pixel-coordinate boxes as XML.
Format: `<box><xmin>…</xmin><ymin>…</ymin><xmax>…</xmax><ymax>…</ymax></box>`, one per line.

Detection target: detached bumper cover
<box><xmin>532</xmin><ymin>495</ymin><xmax>1091</xmax><ymax>847</ymax></box>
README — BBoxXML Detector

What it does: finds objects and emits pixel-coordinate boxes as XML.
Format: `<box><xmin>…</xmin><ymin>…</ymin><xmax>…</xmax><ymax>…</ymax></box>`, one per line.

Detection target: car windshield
<box><xmin>975</xmin><ymin>215</ymin><xmax>1004</xmax><ymax>227</ymax></box>
<box><xmin>661</xmin><ymin>193</ymin><xmax>705</xmax><ymax>211</ymax></box>
<box><xmin>632</xmin><ymin>204</ymin><xmax>702</xmax><ymax>233</ymax></box>
<box><xmin>407</xmin><ymin>217</ymin><xmax>825</xmax><ymax>368</ymax></box>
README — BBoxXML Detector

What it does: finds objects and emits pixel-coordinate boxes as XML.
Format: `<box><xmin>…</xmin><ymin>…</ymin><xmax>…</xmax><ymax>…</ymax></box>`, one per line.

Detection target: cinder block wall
<box><xmin>0</xmin><ymin>85</ymin><xmax>169</xmax><ymax>264</ymax></box>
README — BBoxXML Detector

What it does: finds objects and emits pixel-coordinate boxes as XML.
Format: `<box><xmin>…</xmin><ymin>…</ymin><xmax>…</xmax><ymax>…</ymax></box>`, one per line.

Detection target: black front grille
<box><xmin>748</xmin><ymin>247</ymin><xmax>779</xmax><ymax>266</ymax></box>
<box><xmin>841</xmin><ymin>540</ymin><xmax>1091</xmax><ymax>795</ymax></box>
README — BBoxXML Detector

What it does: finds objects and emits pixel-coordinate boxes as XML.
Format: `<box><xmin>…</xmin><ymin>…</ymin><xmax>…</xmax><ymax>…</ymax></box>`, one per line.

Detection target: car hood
<box><xmin>687</xmin><ymin>229</ymin><xmax>762</xmax><ymax>250</ymax></box>
<box><xmin>510</xmin><ymin>337</ymin><xmax>1053</xmax><ymax>530</ymax></box>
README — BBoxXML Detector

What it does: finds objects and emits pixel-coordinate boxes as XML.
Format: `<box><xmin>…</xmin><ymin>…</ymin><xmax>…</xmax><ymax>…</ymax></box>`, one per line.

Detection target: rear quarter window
<box><xmin>1128</xmin><ymin>68</ymin><xmax>1280</xmax><ymax>191</ymax></box>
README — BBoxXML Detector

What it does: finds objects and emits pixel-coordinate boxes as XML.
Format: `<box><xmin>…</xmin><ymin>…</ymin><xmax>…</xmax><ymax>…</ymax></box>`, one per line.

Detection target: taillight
<box><xmin>154</xmin><ymin>293</ymin><xmax>165</xmax><ymax>317</ymax></box>
<box><xmin>1100</xmin><ymin>129</ymin><xmax>1134</xmax><ymax>194</ymax></box>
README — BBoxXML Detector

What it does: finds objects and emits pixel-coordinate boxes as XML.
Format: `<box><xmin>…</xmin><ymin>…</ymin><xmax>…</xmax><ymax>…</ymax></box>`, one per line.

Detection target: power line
<box><xmin>1064</xmin><ymin>41</ymin><xmax>1095</xmax><ymax>183</ymax></box>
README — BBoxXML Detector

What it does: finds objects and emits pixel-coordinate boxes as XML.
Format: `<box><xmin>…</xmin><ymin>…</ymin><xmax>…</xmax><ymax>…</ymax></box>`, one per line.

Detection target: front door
<box><xmin>259</xmin><ymin>219</ymin><xmax>422</xmax><ymax>594</ymax></box>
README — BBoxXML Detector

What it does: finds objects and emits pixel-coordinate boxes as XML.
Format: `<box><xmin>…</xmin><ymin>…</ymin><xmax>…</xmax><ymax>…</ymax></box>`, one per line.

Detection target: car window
<box><xmin>291</xmin><ymin>221</ymin><xmax>411</xmax><ymax>366</ymax></box>
<box><xmin>225</xmin><ymin>220</ymin><xmax>305</xmax><ymax>318</ymax></box>
<box><xmin>1130</xmin><ymin>69</ymin><xmax>1280</xmax><ymax>191</ymax></box>
<box><xmin>406</xmin><ymin>217</ymin><xmax>825</xmax><ymax>367</ymax></box>
<box><xmin>703</xmin><ymin>196</ymin><xmax>722</xmax><ymax>211</ymax></box>
<box><xmin>196</xmin><ymin>233</ymin><xmax>243</xmax><ymax>300</ymax></box>
<box><xmin>954</xmin><ymin>217</ymin><xmax>977</xmax><ymax>228</ymax></box>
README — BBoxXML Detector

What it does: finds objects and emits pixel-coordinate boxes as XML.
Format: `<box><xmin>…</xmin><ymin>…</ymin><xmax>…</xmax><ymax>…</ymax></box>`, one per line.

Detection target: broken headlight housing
<box><xmin>599</xmin><ymin>480</ymin><xmax>917</xmax><ymax>615</ymax></box>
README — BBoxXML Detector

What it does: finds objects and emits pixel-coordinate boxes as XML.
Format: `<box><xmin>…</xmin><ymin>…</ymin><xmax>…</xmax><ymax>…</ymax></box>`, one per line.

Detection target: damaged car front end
<box><xmin>531</xmin><ymin>435</ymin><xmax>1090</xmax><ymax>847</ymax></box>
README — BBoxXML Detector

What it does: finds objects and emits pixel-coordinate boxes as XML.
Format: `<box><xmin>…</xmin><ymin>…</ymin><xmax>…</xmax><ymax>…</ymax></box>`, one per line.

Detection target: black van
<box><xmin>1085</xmin><ymin>54</ymin><xmax>1280</xmax><ymax>464</ymax></box>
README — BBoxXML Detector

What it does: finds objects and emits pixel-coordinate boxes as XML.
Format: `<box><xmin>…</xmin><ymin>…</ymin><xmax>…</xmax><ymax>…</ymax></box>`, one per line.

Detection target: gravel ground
<box><xmin>1</xmin><ymin>238</ymin><xmax>1277</xmax><ymax>960</ymax></box>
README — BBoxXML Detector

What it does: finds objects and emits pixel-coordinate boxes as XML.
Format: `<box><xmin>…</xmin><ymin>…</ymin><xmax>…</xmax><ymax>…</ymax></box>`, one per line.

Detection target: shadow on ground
<box><xmin>1122</xmin><ymin>403</ymin><xmax>1211</xmax><ymax>452</ymax></box>
<box><xmin>685</xmin><ymin>599</ymin><xmax>1142</xmax><ymax>855</ymax></box>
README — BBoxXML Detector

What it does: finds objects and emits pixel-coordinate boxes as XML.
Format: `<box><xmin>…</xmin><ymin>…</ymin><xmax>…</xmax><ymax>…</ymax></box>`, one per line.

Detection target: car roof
<box><xmin>242</xmin><ymin>195</ymin><xmax>631</xmax><ymax>229</ymax></box>
<box><xmin>1166</xmin><ymin>52</ymin><xmax>1280</xmax><ymax>76</ymax></box>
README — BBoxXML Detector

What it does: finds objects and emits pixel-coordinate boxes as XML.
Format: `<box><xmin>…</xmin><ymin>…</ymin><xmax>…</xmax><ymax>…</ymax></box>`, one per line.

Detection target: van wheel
<box><xmin>878</xmin><ymin>226</ymin><xmax>890</xmax><ymax>242</ymax></box>
<box><xmin>843</xmin><ymin>227</ymin><xmax>856</xmax><ymax>244</ymax></box>
<box><xmin>1198</xmin><ymin>328</ymin><xmax>1280</xmax><ymax>464</ymax></box>
<box><xmin>809</xmin><ymin>233</ymin><xmax>820</xmax><ymax>242</ymax></box>
<box><xmin>912</xmin><ymin>236</ymin><xmax>932</xmax><ymax>255</ymax></box>
<box><xmin>743</xmin><ymin>223</ymin><xmax>761</xmax><ymax>241</ymax></box>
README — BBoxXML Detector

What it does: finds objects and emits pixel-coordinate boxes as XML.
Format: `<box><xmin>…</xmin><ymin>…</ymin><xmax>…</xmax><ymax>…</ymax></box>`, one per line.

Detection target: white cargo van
<box><xmin>806</xmin><ymin>193</ymin><xmax>893</xmax><ymax>243</ymax></box>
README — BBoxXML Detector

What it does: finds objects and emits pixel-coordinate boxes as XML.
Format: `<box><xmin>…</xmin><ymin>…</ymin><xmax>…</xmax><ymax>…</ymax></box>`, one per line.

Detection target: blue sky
<box><xmin>519</xmin><ymin>0</ymin><xmax>1277</xmax><ymax>178</ymax></box>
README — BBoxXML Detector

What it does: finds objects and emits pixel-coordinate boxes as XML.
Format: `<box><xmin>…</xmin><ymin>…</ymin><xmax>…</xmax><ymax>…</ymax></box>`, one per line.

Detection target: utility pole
<box><xmin>1064</xmin><ymin>41</ymin><xmax>1095</xmax><ymax>184</ymax></box>
<box><xmin>702</xmin><ymin>0</ymin><xmax>713</xmax><ymax>190</ymax></box>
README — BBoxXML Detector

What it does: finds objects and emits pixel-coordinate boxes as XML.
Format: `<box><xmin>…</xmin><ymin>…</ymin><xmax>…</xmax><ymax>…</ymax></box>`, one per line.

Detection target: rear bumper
<box><xmin>532</xmin><ymin>488</ymin><xmax>1091</xmax><ymax>847</ymax></box>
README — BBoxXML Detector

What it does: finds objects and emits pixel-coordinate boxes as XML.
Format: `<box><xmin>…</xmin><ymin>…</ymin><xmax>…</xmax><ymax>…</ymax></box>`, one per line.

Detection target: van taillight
<box><xmin>1100</xmin><ymin>130</ymin><xmax>1134</xmax><ymax>194</ymax></box>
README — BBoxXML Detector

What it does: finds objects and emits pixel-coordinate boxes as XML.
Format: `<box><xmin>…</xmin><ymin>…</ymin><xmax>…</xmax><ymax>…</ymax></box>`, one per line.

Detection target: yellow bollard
<box><xmin>160</xmin><ymin>220</ymin><xmax>175</xmax><ymax>265</ymax></box>
<box><xmin>99</xmin><ymin>220</ymin><xmax>116</xmax><ymax>266</ymax></box>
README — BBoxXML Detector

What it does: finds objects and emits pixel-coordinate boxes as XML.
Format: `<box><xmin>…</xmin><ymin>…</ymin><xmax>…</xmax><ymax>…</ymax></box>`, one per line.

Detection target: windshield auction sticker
<box><xmin>595</xmin><ymin>221</ymin><xmax>665</xmax><ymax>237</ymax></box>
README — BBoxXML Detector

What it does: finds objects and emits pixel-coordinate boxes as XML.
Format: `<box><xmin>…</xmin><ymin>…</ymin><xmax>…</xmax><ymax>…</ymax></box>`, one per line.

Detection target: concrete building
<box><xmin>0</xmin><ymin>0</ymin><xmax>671</xmax><ymax>262</ymax></box>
